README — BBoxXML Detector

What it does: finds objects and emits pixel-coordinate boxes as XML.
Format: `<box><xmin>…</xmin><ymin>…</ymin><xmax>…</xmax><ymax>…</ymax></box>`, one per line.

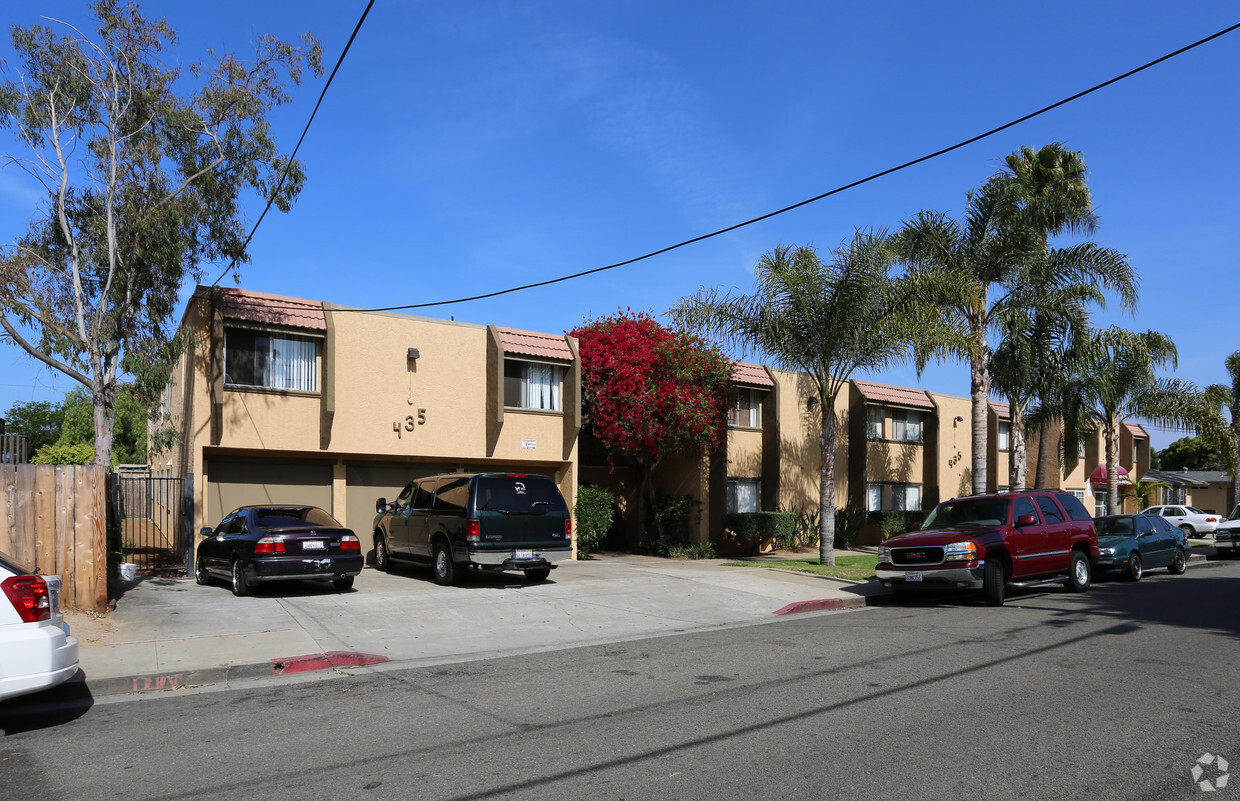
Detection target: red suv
<box><xmin>876</xmin><ymin>490</ymin><xmax>1099</xmax><ymax>606</ymax></box>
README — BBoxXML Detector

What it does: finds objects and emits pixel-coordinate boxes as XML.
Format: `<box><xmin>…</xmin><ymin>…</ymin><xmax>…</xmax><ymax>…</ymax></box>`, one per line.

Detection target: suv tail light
<box><xmin>2</xmin><ymin>575</ymin><xmax>52</xmax><ymax>623</ymax></box>
<box><xmin>254</xmin><ymin>536</ymin><xmax>286</xmax><ymax>554</ymax></box>
<box><xmin>466</xmin><ymin>520</ymin><xmax>480</xmax><ymax>542</ymax></box>
<box><xmin>565</xmin><ymin>518</ymin><xmax>572</xmax><ymax>539</ymax></box>
<box><xmin>340</xmin><ymin>534</ymin><xmax>360</xmax><ymax>551</ymax></box>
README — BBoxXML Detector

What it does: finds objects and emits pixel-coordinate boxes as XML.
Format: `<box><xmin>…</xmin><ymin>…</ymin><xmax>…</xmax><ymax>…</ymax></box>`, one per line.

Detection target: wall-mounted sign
<box><xmin>521</xmin><ymin>439</ymin><xmax>537</xmax><ymax>450</ymax></box>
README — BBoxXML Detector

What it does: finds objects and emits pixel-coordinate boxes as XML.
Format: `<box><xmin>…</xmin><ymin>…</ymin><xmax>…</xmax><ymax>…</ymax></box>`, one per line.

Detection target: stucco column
<box><xmin>333</xmin><ymin>461</ymin><xmax>347</xmax><ymax>520</ymax></box>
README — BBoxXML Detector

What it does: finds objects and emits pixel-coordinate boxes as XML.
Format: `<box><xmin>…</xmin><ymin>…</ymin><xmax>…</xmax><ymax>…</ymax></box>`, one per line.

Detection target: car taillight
<box><xmin>2</xmin><ymin>575</ymin><xmax>51</xmax><ymax>623</ymax></box>
<box><xmin>254</xmin><ymin>537</ymin><xmax>286</xmax><ymax>554</ymax></box>
<box><xmin>466</xmin><ymin>520</ymin><xmax>480</xmax><ymax>542</ymax></box>
<box><xmin>340</xmin><ymin>534</ymin><xmax>360</xmax><ymax>551</ymax></box>
<box><xmin>565</xmin><ymin>518</ymin><xmax>572</xmax><ymax>539</ymax></box>
<box><xmin>1207</xmin><ymin>518</ymin><xmax>1218</xmax><ymax>523</ymax></box>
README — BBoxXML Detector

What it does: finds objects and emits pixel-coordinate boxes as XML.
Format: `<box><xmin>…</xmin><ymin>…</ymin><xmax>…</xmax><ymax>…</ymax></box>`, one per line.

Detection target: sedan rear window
<box><xmin>256</xmin><ymin>507</ymin><xmax>341</xmax><ymax>528</ymax></box>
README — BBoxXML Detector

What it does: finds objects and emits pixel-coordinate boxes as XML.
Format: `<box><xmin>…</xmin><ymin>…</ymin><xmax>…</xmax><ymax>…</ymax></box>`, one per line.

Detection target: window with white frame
<box><xmin>1094</xmin><ymin>491</ymin><xmax>1106</xmax><ymax>517</ymax></box>
<box><xmin>1071</xmin><ymin>489</ymin><xmax>1087</xmax><ymax>505</ymax></box>
<box><xmin>868</xmin><ymin>483</ymin><xmax>922</xmax><ymax>511</ymax></box>
<box><xmin>891</xmin><ymin>408</ymin><xmax>923</xmax><ymax>443</ymax></box>
<box><xmin>998</xmin><ymin>420</ymin><xmax>1010</xmax><ymax>451</ymax></box>
<box><xmin>728</xmin><ymin>388</ymin><xmax>761</xmax><ymax>428</ymax></box>
<box><xmin>866</xmin><ymin>406</ymin><xmax>883</xmax><ymax>440</ymax></box>
<box><xmin>224</xmin><ymin>328</ymin><xmax>318</xmax><ymax>392</ymax></box>
<box><xmin>1079</xmin><ymin>438</ymin><xmax>1086</xmax><ymax>458</ymax></box>
<box><xmin>726</xmin><ymin>479</ymin><xmax>760</xmax><ymax>513</ymax></box>
<box><xmin>504</xmin><ymin>360</ymin><xmax>563</xmax><ymax>411</ymax></box>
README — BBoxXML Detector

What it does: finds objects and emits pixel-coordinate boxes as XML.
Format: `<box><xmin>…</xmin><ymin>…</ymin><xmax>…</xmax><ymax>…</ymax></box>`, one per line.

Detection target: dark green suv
<box><xmin>373</xmin><ymin>473</ymin><xmax>572</xmax><ymax>585</ymax></box>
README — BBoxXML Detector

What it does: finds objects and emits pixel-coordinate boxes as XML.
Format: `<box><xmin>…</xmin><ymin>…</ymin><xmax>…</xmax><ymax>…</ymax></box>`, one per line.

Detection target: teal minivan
<box><xmin>373</xmin><ymin>473</ymin><xmax>572</xmax><ymax>585</ymax></box>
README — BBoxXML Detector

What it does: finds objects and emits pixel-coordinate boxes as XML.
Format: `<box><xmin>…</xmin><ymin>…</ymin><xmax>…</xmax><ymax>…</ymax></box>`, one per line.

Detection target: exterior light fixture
<box><xmin>407</xmin><ymin>348</ymin><xmax>420</xmax><ymax>361</ymax></box>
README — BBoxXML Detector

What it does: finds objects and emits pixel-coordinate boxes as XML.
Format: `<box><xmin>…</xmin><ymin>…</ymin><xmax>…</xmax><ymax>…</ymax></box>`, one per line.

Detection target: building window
<box><xmin>1079</xmin><ymin>438</ymin><xmax>1086</xmax><ymax>458</ymax></box>
<box><xmin>891</xmin><ymin>409</ymin><xmax>923</xmax><ymax>443</ymax></box>
<box><xmin>224</xmin><ymin>328</ymin><xmax>318</xmax><ymax>391</ymax></box>
<box><xmin>726</xmin><ymin>479</ymin><xmax>760</xmax><ymax>514</ymax></box>
<box><xmin>868</xmin><ymin>483</ymin><xmax>921</xmax><ymax>511</ymax></box>
<box><xmin>866</xmin><ymin>406</ymin><xmax>883</xmax><ymax>440</ymax></box>
<box><xmin>728</xmin><ymin>388</ymin><xmax>761</xmax><ymax>428</ymax></box>
<box><xmin>504</xmin><ymin>360</ymin><xmax>563</xmax><ymax>411</ymax></box>
<box><xmin>1071</xmin><ymin>490</ymin><xmax>1086</xmax><ymax>504</ymax></box>
<box><xmin>998</xmin><ymin>420</ymin><xmax>1010</xmax><ymax>452</ymax></box>
<box><xmin>1094</xmin><ymin>491</ymin><xmax>1106</xmax><ymax>517</ymax></box>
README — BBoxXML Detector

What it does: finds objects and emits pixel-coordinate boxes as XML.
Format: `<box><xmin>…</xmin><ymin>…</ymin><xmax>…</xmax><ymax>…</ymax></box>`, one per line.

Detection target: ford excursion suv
<box><xmin>373</xmin><ymin>472</ymin><xmax>572</xmax><ymax>585</ymax></box>
<box><xmin>877</xmin><ymin>490</ymin><xmax>1098</xmax><ymax>606</ymax></box>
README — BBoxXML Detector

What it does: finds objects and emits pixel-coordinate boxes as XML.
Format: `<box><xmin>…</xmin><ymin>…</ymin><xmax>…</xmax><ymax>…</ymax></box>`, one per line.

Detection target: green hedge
<box><xmin>722</xmin><ymin>511</ymin><xmax>796</xmax><ymax>542</ymax></box>
<box><xmin>574</xmin><ymin>485</ymin><xmax>615</xmax><ymax>558</ymax></box>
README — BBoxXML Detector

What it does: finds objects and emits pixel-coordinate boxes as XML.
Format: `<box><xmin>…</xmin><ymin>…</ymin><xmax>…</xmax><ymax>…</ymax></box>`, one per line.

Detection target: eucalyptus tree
<box><xmin>1205</xmin><ymin>350</ymin><xmax>1240</xmax><ymax>510</ymax></box>
<box><xmin>1060</xmin><ymin>327</ymin><xmax>1223</xmax><ymax>515</ymax></box>
<box><xmin>670</xmin><ymin>233</ymin><xmax>929</xmax><ymax>565</ymax></box>
<box><xmin>0</xmin><ymin>2</ymin><xmax>322</xmax><ymax>466</ymax></box>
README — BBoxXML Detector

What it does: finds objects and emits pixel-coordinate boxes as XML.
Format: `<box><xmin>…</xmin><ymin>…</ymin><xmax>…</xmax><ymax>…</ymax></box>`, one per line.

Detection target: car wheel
<box><xmin>1124</xmin><ymin>552</ymin><xmax>1142</xmax><ymax>582</ymax></box>
<box><xmin>1180</xmin><ymin>524</ymin><xmax>1195</xmax><ymax>538</ymax></box>
<box><xmin>432</xmin><ymin>541</ymin><xmax>456</xmax><ymax>586</ymax></box>
<box><xmin>524</xmin><ymin>567</ymin><xmax>551</xmax><ymax>582</ymax></box>
<box><xmin>374</xmin><ymin>535</ymin><xmax>390</xmax><ymax>572</ymax></box>
<box><xmin>333</xmin><ymin>576</ymin><xmax>355</xmax><ymax>591</ymax></box>
<box><xmin>1168</xmin><ymin>547</ymin><xmax>1187</xmax><ymax>575</ymax></box>
<box><xmin>1065</xmin><ymin>551</ymin><xmax>1091</xmax><ymax>593</ymax></box>
<box><xmin>195</xmin><ymin>557</ymin><xmax>210</xmax><ymax>586</ymax></box>
<box><xmin>983</xmin><ymin>559</ymin><xmax>1005</xmax><ymax>606</ymax></box>
<box><xmin>231</xmin><ymin>559</ymin><xmax>250</xmax><ymax>597</ymax></box>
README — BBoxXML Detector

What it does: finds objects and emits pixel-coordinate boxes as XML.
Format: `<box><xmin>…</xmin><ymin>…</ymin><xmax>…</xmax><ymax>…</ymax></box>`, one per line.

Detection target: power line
<box><xmin>208</xmin><ymin>0</ymin><xmax>375</xmax><ymax>289</ymax></box>
<box><xmin>221</xmin><ymin>17</ymin><xmax>1240</xmax><ymax>314</ymax></box>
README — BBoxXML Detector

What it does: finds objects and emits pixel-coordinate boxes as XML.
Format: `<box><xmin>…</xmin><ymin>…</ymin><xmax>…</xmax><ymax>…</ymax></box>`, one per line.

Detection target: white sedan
<box><xmin>1138</xmin><ymin>505</ymin><xmax>1222</xmax><ymax>537</ymax></box>
<box><xmin>0</xmin><ymin>551</ymin><xmax>80</xmax><ymax>702</ymax></box>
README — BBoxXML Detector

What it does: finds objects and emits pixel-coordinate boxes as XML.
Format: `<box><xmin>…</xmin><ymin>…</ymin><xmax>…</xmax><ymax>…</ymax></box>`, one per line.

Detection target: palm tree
<box><xmin>991</xmin><ymin>143</ymin><xmax>1142</xmax><ymax>488</ymax></box>
<box><xmin>893</xmin><ymin>178</ymin><xmax>1031</xmax><ymax>495</ymax></box>
<box><xmin>1205</xmin><ymin>350</ymin><xmax>1240</xmax><ymax>512</ymax></box>
<box><xmin>1059</xmin><ymin>327</ymin><xmax>1222</xmax><ymax>515</ymax></box>
<box><xmin>669</xmin><ymin>233</ymin><xmax>931</xmax><ymax>565</ymax></box>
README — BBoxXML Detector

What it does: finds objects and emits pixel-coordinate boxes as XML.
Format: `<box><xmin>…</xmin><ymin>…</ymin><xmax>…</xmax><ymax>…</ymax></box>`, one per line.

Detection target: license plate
<box><xmin>515</xmin><ymin>549</ymin><xmax>535</xmax><ymax>560</ymax></box>
<box><xmin>906</xmin><ymin>571</ymin><xmax>923</xmax><ymax>582</ymax></box>
<box><xmin>302</xmin><ymin>540</ymin><xmax>327</xmax><ymax>551</ymax></box>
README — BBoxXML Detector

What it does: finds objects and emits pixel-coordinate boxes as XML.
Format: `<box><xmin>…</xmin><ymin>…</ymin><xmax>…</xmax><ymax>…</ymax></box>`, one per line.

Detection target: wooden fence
<box><xmin>0</xmin><ymin>464</ymin><xmax>108</xmax><ymax>613</ymax></box>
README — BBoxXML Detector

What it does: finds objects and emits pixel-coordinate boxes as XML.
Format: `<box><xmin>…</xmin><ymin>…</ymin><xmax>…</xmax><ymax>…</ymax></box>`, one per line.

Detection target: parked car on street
<box><xmin>0</xmin><ymin>551</ymin><xmax>80</xmax><ymax>702</ymax></box>
<box><xmin>877</xmin><ymin>490</ymin><xmax>1098</xmax><ymax>606</ymax></box>
<box><xmin>196</xmin><ymin>506</ymin><xmax>364</xmax><ymax>597</ymax></box>
<box><xmin>1094</xmin><ymin>514</ymin><xmax>1189</xmax><ymax>580</ymax></box>
<box><xmin>1137</xmin><ymin>505</ymin><xmax>1220</xmax><ymax>537</ymax></box>
<box><xmin>373</xmin><ymin>472</ymin><xmax>572</xmax><ymax>585</ymax></box>
<box><xmin>1213</xmin><ymin>504</ymin><xmax>1240</xmax><ymax>557</ymax></box>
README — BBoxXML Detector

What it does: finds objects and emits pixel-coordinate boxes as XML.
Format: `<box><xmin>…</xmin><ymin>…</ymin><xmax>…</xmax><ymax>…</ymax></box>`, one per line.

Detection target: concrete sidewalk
<box><xmin>56</xmin><ymin>552</ymin><xmax>883</xmax><ymax>700</ymax></box>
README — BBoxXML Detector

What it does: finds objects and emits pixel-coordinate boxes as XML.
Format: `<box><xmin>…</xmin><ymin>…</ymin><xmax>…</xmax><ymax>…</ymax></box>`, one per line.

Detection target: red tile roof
<box><xmin>854</xmin><ymin>380</ymin><xmax>934</xmax><ymax>410</ymax></box>
<box><xmin>1124</xmin><ymin>421</ymin><xmax>1149</xmax><ymax>438</ymax></box>
<box><xmin>990</xmin><ymin>401</ymin><xmax>1011</xmax><ymax>420</ymax></box>
<box><xmin>497</xmin><ymin>327</ymin><xmax>573</xmax><ymax>361</ymax></box>
<box><xmin>217</xmin><ymin>287</ymin><xmax>326</xmax><ymax>332</ymax></box>
<box><xmin>731</xmin><ymin>361</ymin><xmax>774</xmax><ymax>388</ymax></box>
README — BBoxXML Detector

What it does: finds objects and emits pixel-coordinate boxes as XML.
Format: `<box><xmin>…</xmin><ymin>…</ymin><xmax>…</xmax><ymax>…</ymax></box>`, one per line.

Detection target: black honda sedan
<box><xmin>196</xmin><ymin>506</ymin><xmax>364</xmax><ymax>596</ymax></box>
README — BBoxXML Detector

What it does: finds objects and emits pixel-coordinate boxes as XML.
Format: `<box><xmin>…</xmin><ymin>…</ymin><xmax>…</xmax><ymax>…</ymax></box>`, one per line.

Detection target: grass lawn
<box><xmin>721</xmin><ymin>553</ymin><xmax>879</xmax><ymax>581</ymax></box>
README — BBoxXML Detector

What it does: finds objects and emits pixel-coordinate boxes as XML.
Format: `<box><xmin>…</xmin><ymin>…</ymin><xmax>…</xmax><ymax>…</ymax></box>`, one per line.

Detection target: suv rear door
<box><xmin>1033</xmin><ymin>494</ymin><xmax>1074</xmax><ymax>573</ymax></box>
<box><xmin>473</xmin><ymin>474</ymin><xmax>569</xmax><ymax>551</ymax></box>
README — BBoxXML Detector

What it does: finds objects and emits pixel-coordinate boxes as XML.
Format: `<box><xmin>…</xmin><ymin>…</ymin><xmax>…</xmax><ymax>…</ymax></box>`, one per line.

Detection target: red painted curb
<box><xmin>271</xmin><ymin>651</ymin><xmax>390</xmax><ymax>675</ymax></box>
<box><xmin>773</xmin><ymin>598</ymin><xmax>853</xmax><ymax>615</ymax></box>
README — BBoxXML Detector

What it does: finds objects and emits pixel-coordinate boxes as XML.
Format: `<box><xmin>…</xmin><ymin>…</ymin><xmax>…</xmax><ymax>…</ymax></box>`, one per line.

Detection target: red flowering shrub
<box><xmin>570</xmin><ymin>311</ymin><xmax>732</xmax><ymax>467</ymax></box>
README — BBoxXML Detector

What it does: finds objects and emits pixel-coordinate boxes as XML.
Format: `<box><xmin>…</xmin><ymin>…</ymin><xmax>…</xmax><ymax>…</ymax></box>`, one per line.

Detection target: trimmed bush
<box><xmin>722</xmin><ymin>511</ymin><xmax>796</xmax><ymax>544</ymax></box>
<box><xmin>31</xmin><ymin>442</ymin><xmax>95</xmax><ymax>465</ymax></box>
<box><xmin>574</xmin><ymin>485</ymin><xmax>615</xmax><ymax>559</ymax></box>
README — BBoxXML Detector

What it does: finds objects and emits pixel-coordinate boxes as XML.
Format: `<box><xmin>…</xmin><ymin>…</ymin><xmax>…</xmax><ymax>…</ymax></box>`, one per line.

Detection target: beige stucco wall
<box><xmin>726</xmin><ymin>428</ymin><xmax>764</xmax><ymax>480</ymax></box>
<box><xmin>769</xmin><ymin>369</ymin><xmax>848</xmax><ymax>515</ymax></box>
<box><xmin>927</xmin><ymin>392</ymin><xmax>972</xmax><ymax>501</ymax></box>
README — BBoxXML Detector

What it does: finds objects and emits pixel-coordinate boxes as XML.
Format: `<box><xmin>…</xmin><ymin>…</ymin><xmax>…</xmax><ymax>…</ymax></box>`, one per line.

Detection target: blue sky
<box><xmin>1</xmin><ymin>1</ymin><xmax>1237</xmax><ymax>451</ymax></box>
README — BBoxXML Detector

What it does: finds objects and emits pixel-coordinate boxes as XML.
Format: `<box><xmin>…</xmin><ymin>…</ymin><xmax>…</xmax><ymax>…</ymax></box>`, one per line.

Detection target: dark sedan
<box><xmin>1094</xmin><ymin>513</ymin><xmax>1189</xmax><ymax>581</ymax></box>
<box><xmin>196</xmin><ymin>506</ymin><xmax>364</xmax><ymax>597</ymax></box>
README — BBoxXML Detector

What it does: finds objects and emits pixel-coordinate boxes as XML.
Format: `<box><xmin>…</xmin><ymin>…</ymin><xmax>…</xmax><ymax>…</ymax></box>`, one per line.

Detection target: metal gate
<box><xmin>111</xmin><ymin>469</ymin><xmax>194</xmax><ymax>575</ymax></box>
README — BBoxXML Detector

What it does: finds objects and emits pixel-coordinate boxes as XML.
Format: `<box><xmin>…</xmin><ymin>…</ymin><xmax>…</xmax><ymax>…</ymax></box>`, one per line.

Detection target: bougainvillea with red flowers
<box><xmin>570</xmin><ymin>310</ymin><xmax>732</xmax><ymax>468</ymax></box>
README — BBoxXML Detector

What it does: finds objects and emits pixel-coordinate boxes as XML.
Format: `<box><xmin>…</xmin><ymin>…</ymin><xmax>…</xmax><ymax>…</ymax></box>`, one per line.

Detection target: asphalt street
<box><xmin>2</xmin><ymin>560</ymin><xmax>1236</xmax><ymax>801</ymax></box>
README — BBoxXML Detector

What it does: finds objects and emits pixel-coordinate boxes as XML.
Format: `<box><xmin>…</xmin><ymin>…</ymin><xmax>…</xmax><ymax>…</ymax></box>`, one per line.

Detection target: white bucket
<box><xmin>118</xmin><ymin>562</ymin><xmax>137</xmax><ymax>582</ymax></box>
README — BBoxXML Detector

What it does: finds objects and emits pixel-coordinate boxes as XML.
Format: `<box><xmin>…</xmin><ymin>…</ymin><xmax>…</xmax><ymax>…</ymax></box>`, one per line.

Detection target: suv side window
<box><xmin>1036</xmin><ymin>496</ymin><xmax>1065</xmax><ymax>524</ymax></box>
<box><xmin>1056</xmin><ymin>493</ymin><xmax>1093</xmax><ymax>522</ymax></box>
<box><xmin>410</xmin><ymin>480</ymin><xmax>435</xmax><ymax>512</ymax></box>
<box><xmin>432</xmin><ymin>476</ymin><xmax>470</xmax><ymax>515</ymax></box>
<box><xmin>394</xmin><ymin>483</ymin><xmax>415</xmax><ymax>512</ymax></box>
<box><xmin>1013</xmin><ymin>497</ymin><xmax>1039</xmax><ymax>523</ymax></box>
